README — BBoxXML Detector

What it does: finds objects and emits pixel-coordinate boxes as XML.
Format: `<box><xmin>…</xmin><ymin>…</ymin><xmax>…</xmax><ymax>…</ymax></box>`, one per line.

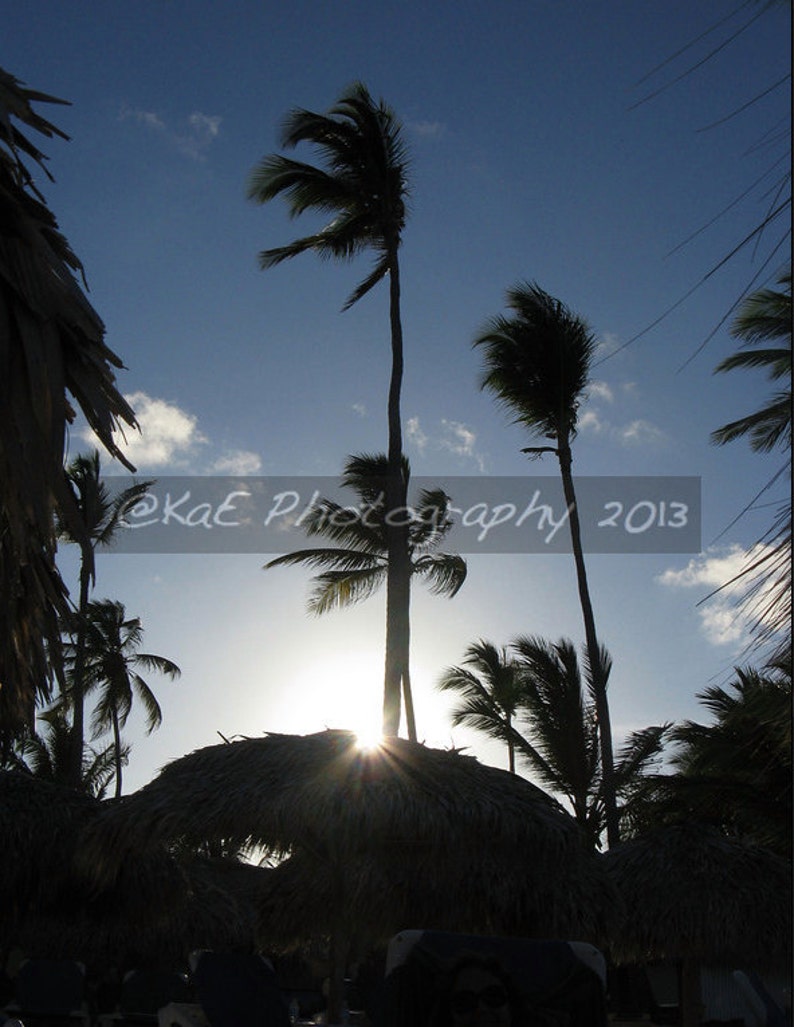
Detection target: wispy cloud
<box><xmin>657</xmin><ymin>544</ymin><xmax>776</xmax><ymax>647</ymax></box>
<box><xmin>208</xmin><ymin>449</ymin><xmax>262</xmax><ymax>475</ymax></box>
<box><xmin>619</xmin><ymin>418</ymin><xmax>667</xmax><ymax>446</ymax></box>
<box><xmin>579</xmin><ymin>381</ymin><xmax>667</xmax><ymax>447</ymax></box>
<box><xmin>120</xmin><ymin>105</ymin><xmax>222</xmax><ymax>161</ymax></box>
<box><xmin>80</xmin><ymin>391</ymin><xmax>261</xmax><ymax>475</ymax></box>
<box><xmin>409</xmin><ymin>120</ymin><xmax>445</xmax><ymax>138</ymax></box>
<box><xmin>587</xmin><ymin>380</ymin><xmax>614</xmax><ymax>404</ymax></box>
<box><xmin>406</xmin><ymin>416</ymin><xmax>429</xmax><ymax>454</ymax></box>
<box><xmin>406</xmin><ymin>416</ymin><xmax>486</xmax><ymax>471</ymax></box>
<box><xmin>351</xmin><ymin>402</ymin><xmax>367</xmax><ymax>418</ymax></box>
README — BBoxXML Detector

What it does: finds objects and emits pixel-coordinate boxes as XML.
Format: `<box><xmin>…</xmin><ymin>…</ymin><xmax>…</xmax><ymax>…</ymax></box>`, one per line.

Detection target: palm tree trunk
<box><xmin>557</xmin><ymin>440</ymin><xmax>620</xmax><ymax>848</ymax></box>
<box><xmin>506</xmin><ymin>714</ymin><xmax>516</xmax><ymax>774</ymax></box>
<box><xmin>112</xmin><ymin>706</ymin><xmax>123</xmax><ymax>798</ymax></box>
<box><xmin>69</xmin><ymin>566</ymin><xmax>91</xmax><ymax>790</ymax></box>
<box><xmin>383</xmin><ymin>243</ymin><xmax>415</xmax><ymax>739</ymax></box>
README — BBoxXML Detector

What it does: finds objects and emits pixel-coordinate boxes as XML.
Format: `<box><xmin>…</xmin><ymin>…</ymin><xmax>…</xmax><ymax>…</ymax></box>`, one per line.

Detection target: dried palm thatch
<box><xmin>0</xmin><ymin>67</ymin><xmax>137</xmax><ymax>727</ymax></box>
<box><xmin>601</xmin><ymin>822</ymin><xmax>792</xmax><ymax>970</ymax></box>
<box><xmin>256</xmin><ymin>839</ymin><xmax>618</xmax><ymax>952</ymax></box>
<box><xmin>78</xmin><ymin>730</ymin><xmax>587</xmax><ymax>881</ymax></box>
<box><xmin>0</xmin><ymin>771</ymin><xmax>262</xmax><ymax>968</ymax></box>
<box><xmin>79</xmin><ymin>729</ymin><xmax>617</xmax><ymax>1023</ymax></box>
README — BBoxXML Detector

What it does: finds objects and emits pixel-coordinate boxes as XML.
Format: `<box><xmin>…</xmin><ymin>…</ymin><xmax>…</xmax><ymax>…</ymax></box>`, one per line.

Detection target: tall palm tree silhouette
<box><xmin>249</xmin><ymin>83</ymin><xmax>413</xmax><ymax>735</ymax></box>
<box><xmin>475</xmin><ymin>282</ymin><xmax>620</xmax><ymax>846</ymax></box>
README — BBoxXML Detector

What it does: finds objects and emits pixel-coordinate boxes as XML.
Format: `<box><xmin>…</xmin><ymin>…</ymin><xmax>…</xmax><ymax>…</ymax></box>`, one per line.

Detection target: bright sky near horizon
<box><xmin>5</xmin><ymin>1</ymin><xmax>791</xmax><ymax>795</ymax></box>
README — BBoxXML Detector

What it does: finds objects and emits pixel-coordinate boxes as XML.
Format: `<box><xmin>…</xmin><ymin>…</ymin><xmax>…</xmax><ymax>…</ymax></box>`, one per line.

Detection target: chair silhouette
<box><xmin>98</xmin><ymin>968</ymin><xmax>193</xmax><ymax>1025</ymax></box>
<box><xmin>376</xmin><ymin>929</ymin><xmax>608</xmax><ymax>1027</ymax></box>
<box><xmin>6</xmin><ymin>957</ymin><xmax>90</xmax><ymax>1024</ymax></box>
<box><xmin>189</xmin><ymin>951</ymin><xmax>290</xmax><ymax>1027</ymax></box>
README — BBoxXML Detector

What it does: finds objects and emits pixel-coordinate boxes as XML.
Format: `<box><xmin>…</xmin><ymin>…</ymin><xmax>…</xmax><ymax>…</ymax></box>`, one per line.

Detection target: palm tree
<box><xmin>247</xmin><ymin>82</ymin><xmax>412</xmax><ymax>736</ymax></box>
<box><xmin>75</xmin><ymin>599</ymin><xmax>180</xmax><ymax>798</ymax></box>
<box><xmin>437</xmin><ymin>640</ymin><xmax>526</xmax><ymax>773</ymax></box>
<box><xmin>474</xmin><ymin>282</ymin><xmax>620</xmax><ymax>846</ymax></box>
<box><xmin>710</xmin><ymin>266</ymin><xmax>791</xmax><ymax>659</ymax></box>
<box><xmin>511</xmin><ymin>635</ymin><xmax>669</xmax><ymax>849</ymax></box>
<box><xmin>58</xmin><ymin>450</ymin><xmax>152</xmax><ymax>789</ymax></box>
<box><xmin>0</xmin><ymin>68</ymin><xmax>138</xmax><ymax>732</ymax></box>
<box><xmin>626</xmin><ymin>650</ymin><xmax>791</xmax><ymax>857</ymax></box>
<box><xmin>3</xmin><ymin>706</ymin><xmax>122</xmax><ymax>799</ymax></box>
<box><xmin>266</xmin><ymin>454</ymin><xmax>466</xmax><ymax>739</ymax></box>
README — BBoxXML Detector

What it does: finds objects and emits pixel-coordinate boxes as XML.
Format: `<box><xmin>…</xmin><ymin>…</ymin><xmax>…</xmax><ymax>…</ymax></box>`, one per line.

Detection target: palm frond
<box><xmin>412</xmin><ymin>553</ymin><xmax>467</xmax><ymax>597</ymax></box>
<box><xmin>307</xmin><ymin>566</ymin><xmax>386</xmax><ymax>615</ymax></box>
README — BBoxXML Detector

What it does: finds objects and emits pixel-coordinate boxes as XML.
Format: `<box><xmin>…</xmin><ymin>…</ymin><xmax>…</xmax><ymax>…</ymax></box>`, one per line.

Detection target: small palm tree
<box><xmin>437</xmin><ymin>640</ymin><xmax>526</xmax><ymax>774</ymax></box>
<box><xmin>626</xmin><ymin>651</ymin><xmax>791</xmax><ymax>857</ymax></box>
<box><xmin>510</xmin><ymin>635</ymin><xmax>602</xmax><ymax>841</ymax></box>
<box><xmin>73</xmin><ymin>599</ymin><xmax>180</xmax><ymax>798</ymax></box>
<box><xmin>475</xmin><ymin>282</ymin><xmax>620</xmax><ymax>846</ymax></box>
<box><xmin>4</xmin><ymin>707</ymin><xmax>122</xmax><ymax>799</ymax></box>
<box><xmin>266</xmin><ymin>454</ymin><xmax>466</xmax><ymax>740</ymax></box>
<box><xmin>512</xmin><ymin>635</ymin><xmax>669</xmax><ymax>848</ymax></box>
<box><xmin>59</xmin><ymin>450</ymin><xmax>152</xmax><ymax>789</ymax></box>
<box><xmin>248</xmin><ymin>83</ymin><xmax>412</xmax><ymax>737</ymax></box>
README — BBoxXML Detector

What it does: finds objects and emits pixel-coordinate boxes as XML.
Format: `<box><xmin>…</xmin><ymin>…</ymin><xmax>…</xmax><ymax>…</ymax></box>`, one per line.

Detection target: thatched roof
<box><xmin>256</xmin><ymin>841</ymin><xmax>617</xmax><ymax>951</ymax></box>
<box><xmin>80</xmin><ymin>731</ymin><xmax>582</xmax><ymax>874</ymax></box>
<box><xmin>78</xmin><ymin>731</ymin><xmax>616</xmax><ymax>947</ymax></box>
<box><xmin>0</xmin><ymin>771</ymin><xmax>262</xmax><ymax>968</ymax></box>
<box><xmin>601</xmin><ymin>822</ymin><xmax>792</xmax><ymax>970</ymax></box>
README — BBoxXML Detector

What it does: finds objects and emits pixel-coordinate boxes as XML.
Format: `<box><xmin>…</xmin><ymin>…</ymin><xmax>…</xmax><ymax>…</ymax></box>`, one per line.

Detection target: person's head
<box><xmin>432</xmin><ymin>953</ymin><xmax>523</xmax><ymax>1027</ymax></box>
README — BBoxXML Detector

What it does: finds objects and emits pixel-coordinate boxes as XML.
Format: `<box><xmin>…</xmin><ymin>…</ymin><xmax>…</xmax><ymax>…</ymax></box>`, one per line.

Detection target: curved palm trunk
<box><xmin>557</xmin><ymin>438</ymin><xmax>619</xmax><ymax>848</ymax></box>
<box><xmin>68</xmin><ymin>565</ymin><xmax>91</xmax><ymax>790</ymax></box>
<box><xmin>383</xmin><ymin>244</ymin><xmax>416</xmax><ymax>739</ymax></box>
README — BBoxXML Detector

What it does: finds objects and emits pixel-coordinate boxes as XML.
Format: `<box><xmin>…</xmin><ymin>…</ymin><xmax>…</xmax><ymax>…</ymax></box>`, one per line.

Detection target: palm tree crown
<box><xmin>248</xmin><ymin>81</ymin><xmax>409</xmax><ymax>310</ymax></box>
<box><xmin>437</xmin><ymin>640</ymin><xmax>525</xmax><ymax>774</ymax></box>
<box><xmin>475</xmin><ymin>282</ymin><xmax>596</xmax><ymax>445</ymax></box>
<box><xmin>266</xmin><ymin>454</ymin><xmax>466</xmax><ymax>738</ymax></box>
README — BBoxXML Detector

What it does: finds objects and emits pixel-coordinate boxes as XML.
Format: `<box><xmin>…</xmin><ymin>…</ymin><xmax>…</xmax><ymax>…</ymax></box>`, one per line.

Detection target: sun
<box><xmin>284</xmin><ymin>648</ymin><xmax>385</xmax><ymax>741</ymax></box>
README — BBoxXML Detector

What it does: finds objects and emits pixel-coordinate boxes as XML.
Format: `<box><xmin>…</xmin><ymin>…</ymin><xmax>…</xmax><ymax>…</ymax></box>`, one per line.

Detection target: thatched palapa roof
<box><xmin>601</xmin><ymin>822</ymin><xmax>792</xmax><ymax>971</ymax></box>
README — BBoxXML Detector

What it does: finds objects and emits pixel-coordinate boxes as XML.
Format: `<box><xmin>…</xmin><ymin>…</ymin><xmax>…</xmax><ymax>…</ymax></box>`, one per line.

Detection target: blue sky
<box><xmin>5</xmin><ymin>1</ymin><xmax>791</xmax><ymax>792</ymax></box>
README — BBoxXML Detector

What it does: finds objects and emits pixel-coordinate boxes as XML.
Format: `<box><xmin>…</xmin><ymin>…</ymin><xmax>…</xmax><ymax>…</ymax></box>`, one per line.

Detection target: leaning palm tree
<box><xmin>58</xmin><ymin>450</ymin><xmax>152</xmax><ymax>789</ymax></box>
<box><xmin>437</xmin><ymin>640</ymin><xmax>527</xmax><ymax>774</ymax></box>
<box><xmin>4</xmin><ymin>706</ymin><xmax>123</xmax><ymax>799</ymax></box>
<box><xmin>0</xmin><ymin>68</ymin><xmax>137</xmax><ymax>733</ymax></box>
<box><xmin>248</xmin><ymin>82</ymin><xmax>411</xmax><ymax>737</ymax></box>
<box><xmin>474</xmin><ymin>282</ymin><xmax>619</xmax><ymax>846</ymax></box>
<box><xmin>75</xmin><ymin>599</ymin><xmax>180</xmax><ymax>798</ymax></box>
<box><xmin>710</xmin><ymin>266</ymin><xmax>791</xmax><ymax>659</ymax></box>
<box><xmin>266</xmin><ymin>454</ymin><xmax>466</xmax><ymax>740</ymax></box>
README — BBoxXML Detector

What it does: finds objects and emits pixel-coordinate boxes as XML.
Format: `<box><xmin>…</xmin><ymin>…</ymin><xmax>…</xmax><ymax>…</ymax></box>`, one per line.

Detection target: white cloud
<box><xmin>579</xmin><ymin>410</ymin><xmax>606</xmax><ymax>434</ymax></box>
<box><xmin>351</xmin><ymin>403</ymin><xmax>367</xmax><ymax>418</ymax></box>
<box><xmin>120</xmin><ymin>105</ymin><xmax>222</xmax><ymax>161</ymax></box>
<box><xmin>656</xmin><ymin>544</ymin><xmax>774</xmax><ymax>648</ymax></box>
<box><xmin>587</xmin><ymin>381</ymin><xmax>614</xmax><ymax>403</ymax></box>
<box><xmin>657</xmin><ymin>545</ymin><xmax>749</xmax><ymax>590</ymax></box>
<box><xmin>619</xmin><ymin>418</ymin><xmax>667</xmax><ymax>446</ymax></box>
<box><xmin>405</xmin><ymin>417</ymin><xmax>486</xmax><ymax>470</ymax></box>
<box><xmin>406</xmin><ymin>416</ymin><xmax>429</xmax><ymax>454</ymax></box>
<box><xmin>81</xmin><ymin>391</ymin><xmax>206</xmax><ymax>470</ymax></box>
<box><xmin>209</xmin><ymin>449</ymin><xmax>262</xmax><ymax>475</ymax></box>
